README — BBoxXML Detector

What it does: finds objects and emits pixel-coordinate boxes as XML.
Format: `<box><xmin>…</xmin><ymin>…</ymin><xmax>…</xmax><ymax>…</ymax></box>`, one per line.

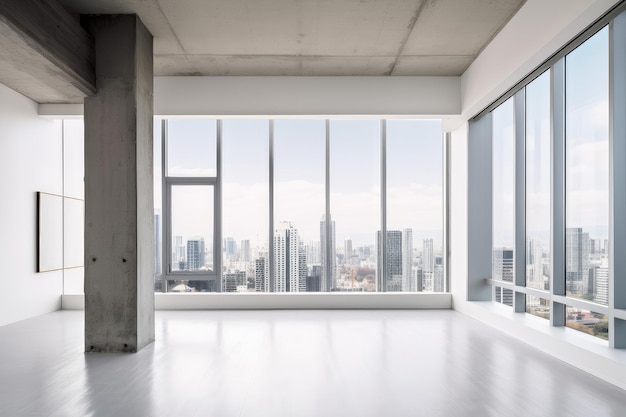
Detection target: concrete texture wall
<box><xmin>0</xmin><ymin>83</ymin><xmax>63</xmax><ymax>327</ymax></box>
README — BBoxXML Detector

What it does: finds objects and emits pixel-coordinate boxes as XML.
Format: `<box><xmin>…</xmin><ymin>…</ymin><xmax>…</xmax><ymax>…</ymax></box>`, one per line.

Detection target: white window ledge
<box><xmin>62</xmin><ymin>292</ymin><xmax>452</xmax><ymax>311</ymax></box>
<box><xmin>455</xmin><ymin>300</ymin><xmax>626</xmax><ymax>391</ymax></box>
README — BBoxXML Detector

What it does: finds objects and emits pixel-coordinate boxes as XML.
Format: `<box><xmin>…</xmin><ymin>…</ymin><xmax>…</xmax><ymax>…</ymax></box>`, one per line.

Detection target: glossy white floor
<box><xmin>1</xmin><ymin>310</ymin><xmax>626</xmax><ymax>417</ymax></box>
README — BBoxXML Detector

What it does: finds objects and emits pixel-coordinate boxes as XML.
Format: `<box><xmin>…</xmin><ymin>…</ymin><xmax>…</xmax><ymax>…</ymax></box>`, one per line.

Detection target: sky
<box><xmin>158</xmin><ymin>118</ymin><xmax>444</xmax><ymax>250</ymax></box>
<box><xmin>492</xmin><ymin>26</ymin><xmax>610</xmax><ymax>249</ymax></box>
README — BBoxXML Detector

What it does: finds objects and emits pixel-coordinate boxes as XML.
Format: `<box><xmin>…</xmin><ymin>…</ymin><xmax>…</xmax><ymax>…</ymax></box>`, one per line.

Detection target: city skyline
<box><xmin>167</xmin><ymin>216</ymin><xmax>443</xmax><ymax>293</ymax></box>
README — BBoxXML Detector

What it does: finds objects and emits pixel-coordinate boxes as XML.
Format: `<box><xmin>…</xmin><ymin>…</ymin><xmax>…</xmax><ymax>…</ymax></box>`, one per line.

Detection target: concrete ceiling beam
<box><xmin>0</xmin><ymin>0</ymin><xmax>95</xmax><ymax>103</ymax></box>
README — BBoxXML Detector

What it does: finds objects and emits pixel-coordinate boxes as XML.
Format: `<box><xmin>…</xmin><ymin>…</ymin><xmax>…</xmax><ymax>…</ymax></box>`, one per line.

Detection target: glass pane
<box><xmin>492</xmin><ymin>97</ymin><xmax>515</xmax><ymax>300</ymax></box>
<box><xmin>274</xmin><ymin>120</ymin><xmax>325</xmax><ymax>292</ymax></box>
<box><xmin>565</xmin><ymin>28</ymin><xmax>609</xmax><ymax>304</ymax></box>
<box><xmin>525</xmin><ymin>72</ymin><xmax>551</xmax><ymax>291</ymax></box>
<box><xmin>387</xmin><ymin>120</ymin><xmax>443</xmax><ymax>292</ymax></box>
<box><xmin>170</xmin><ymin>185</ymin><xmax>214</xmax><ymax>273</ymax></box>
<box><xmin>526</xmin><ymin>295</ymin><xmax>550</xmax><ymax>320</ymax></box>
<box><xmin>566</xmin><ymin>306</ymin><xmax>608</xmax><ymax>341</ymax></box>
<box><xmin>167</xmin><ymin>119</ymin><xmax>217</xmax><ymax>177</ymax></box>
<box><xmin>154</xmin><ymin>119</ymin><xmax>164</xmax><ymax>292</ymax></box>
<box><xmin>330</xmin><ymin>120</ymin><xmax>380</xmax><ymax>292</ymax></box>
<box><xmin>222</xmin><ymin>120</ymin><xmax>269</xmax><ymax>292</ymax></box>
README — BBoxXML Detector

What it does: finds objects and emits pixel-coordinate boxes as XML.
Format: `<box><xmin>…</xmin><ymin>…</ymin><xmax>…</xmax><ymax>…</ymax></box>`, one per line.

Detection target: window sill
<box><xmin>455</xmin><ymin>300</ymin><xmax>626</xmax><ymax>390</ymax></box>
<box><xmin>62</xmin><ymin>292</ymin><xmax>452</xmax><ymax>310</ymax></box>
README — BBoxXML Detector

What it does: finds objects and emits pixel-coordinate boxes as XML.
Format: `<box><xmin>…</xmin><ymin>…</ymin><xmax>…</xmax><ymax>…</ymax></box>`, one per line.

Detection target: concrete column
<box><xmin>84</xmin><ymin>15</ymin><xmax>154</xmax><ymax>352</ymax></box>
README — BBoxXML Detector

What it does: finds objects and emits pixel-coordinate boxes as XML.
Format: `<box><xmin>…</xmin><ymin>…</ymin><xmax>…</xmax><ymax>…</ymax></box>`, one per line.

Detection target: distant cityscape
<box><xmin>493</xmin><ymin>226</ymin><xmax>609</xmax><ymax>339</ymax></box>
<box><xmin>154</xmin><ymin>214</ymin><xmax>443</xmax><ymax>294</ymax></box>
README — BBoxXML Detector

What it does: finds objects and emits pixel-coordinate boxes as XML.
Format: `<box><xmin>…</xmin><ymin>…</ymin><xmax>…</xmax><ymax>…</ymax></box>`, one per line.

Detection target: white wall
<box><xmin>0</xmin><ymin>83</ymin><xmax>63</xmax><ymax>327</ymax></box>
<box><xmin>448</xmin><ymin>123</ymin><xmax>468</xmax><ymax>306</ymax></box>
<box><xmin>459</xmin><ymin>0</ymin><xmax>621</xmax><ymax>124</ymax></box>
<box><xmin>62</xmin><ymin>120</ymin><xmax>85</xmax><ymax>295</ymax></box>
<box><xmin>39</xmin><ymin>76</ymin><xmax>461</xmax><ymax>119</ymax></box>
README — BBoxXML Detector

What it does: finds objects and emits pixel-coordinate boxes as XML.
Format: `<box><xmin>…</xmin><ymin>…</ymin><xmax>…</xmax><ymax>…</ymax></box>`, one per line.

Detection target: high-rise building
<box><xmin>306</xmin><ymin>241</ymin><xmax>321</xmax><ymax>265</ymax></box>
<box><xmin>595</xmin><ymin>259</ymin><xmax>609</xmax><ymax>305</ymax></box>
<box><xmin>493</xmin><ymin>248</ymin><xmax>514</xmax><ymax>306</ymax></box>
<box><xmin>526</xmin><ymin>238</ymin><xmax>547</xmax><ymax>289</ymax></box>
<box><xmin>307</xmin><ymin>265</ymin><xmax>322</xmax><ymax>292</ymax></box>
<box><xmin>223</xmin><ymin>270</ymin><xmax>246</xmax><ymax>292</ymax></box>
<box><xmin>240</xmin><ymin>239</ymin><xmax>250</xmax><ymax>262</ymax></box>
<box><xmin>493</xmin><ymin>248</ymin><xmax>514</xmax><ymax>282</ymax></box>
<box><xmin>566</xmin><ymin>227</ymin><xmax>590</xmax><ymax>295</ymax></box>
<box><xmin>186</xmin><ymin>237</ymin><xmax>205</xmax><ymax>271</ymax></box>
<box><xmin>433</xmin><ymin>264</ymin><xmax>444</xmax><ymax>292</ymax></box>
<box><xmin>174</xmin><ymin>235</ymin><xmax>185</xmax><ymax>267</ymax></box>
<box><xmin>344</xmin><ymin>239</ymin><xmax>353</xmax><ymax>264</ymax></box>
<box><xmin>274</xmin><ymin>221</ymin><xmax>303</xmax><ymax>292</ymax></box>
<box><xmin>377</xmin><ymin>230</ymin><xmax>403</xmax><ymax>292</ymax></box>
<box><xmin>224</xmin><ymin>237</ymin><xmax>237</xmax><ymax>259</ymax></box>
<box><xmin>255</xmin><ymin>257</ymin><xmax>268</xmax><ymax>292</ymax></box>
<box><xmin>423</xmin><ymin>238</ymin><xmax>434</xmax><ymax>273</ymax></box>
<box><xmin>402</xmin><ymin>229</ymin><xmax>413</xmax><ymax>292</ymax></box>
<box><xmin>320</xmin><ymin>214</ymin><xmax>336</xmax><ymax>292</ymax></box>
<box><xmin>416</xmin><ymin>268</ymin><xmax>423</xmax><ymax>292</ymax></box>
<box><xmin>298</xmin><ymin>243</ymin><xmax>307</xmax><ymax>292</ymax></box>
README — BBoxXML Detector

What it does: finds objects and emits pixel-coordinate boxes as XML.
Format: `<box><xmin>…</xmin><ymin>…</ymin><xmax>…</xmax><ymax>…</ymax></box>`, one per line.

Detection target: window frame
<box><xmin>161</xmin><ymin>119</ymin><xmax>222</xmax><ymax>290</ymax></box>
<box><xmin>158</xmin><ymin>118</ymin><xmax>447</xmax><ymax>294</ymax></box>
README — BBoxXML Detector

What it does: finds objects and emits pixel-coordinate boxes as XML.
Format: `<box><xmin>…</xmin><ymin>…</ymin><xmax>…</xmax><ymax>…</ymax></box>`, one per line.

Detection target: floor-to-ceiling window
<box><xmin>525</xmin><ymin>71</ymin><xmax>551</xmax><ymax>319</ymax></box>
<box><xmin>156</xmin><ymin>118</ymin><xmax>444</xmax><ymax>294</ymax></box>
<box><xmin>222</xmin><ymin>120</ymin><xmax>270</xmax><ymax>293</ymax></box>
<box><xmin>387</xmin><ymin>120</ymin><xmax>444</xmax><ymax>293</ymax></box>
<box><xmin>162</xmin><ymin>119</ymin><xmax>219</xmax><ymax>292</ymax></box>
<box><xmin>564</xmin><ymin>27</ymin><xmax>610</xmax><ymax>339</ymax></box>
<box><xmin>492</xmin><ymin>98</ymin><xmax>516</xmax><ymax>306</ymax></box>
<box><xmin>478</xmin><ymin>21</ymin><xmax>617</xmax><ymax>343</ymax></box>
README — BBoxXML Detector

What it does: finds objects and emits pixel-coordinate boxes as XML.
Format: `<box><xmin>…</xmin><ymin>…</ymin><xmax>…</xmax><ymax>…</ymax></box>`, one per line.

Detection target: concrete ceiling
<box><xmin>58</xmin><ymin>0</ymin><xmax>525</xmax><ymax>76</ymax></box>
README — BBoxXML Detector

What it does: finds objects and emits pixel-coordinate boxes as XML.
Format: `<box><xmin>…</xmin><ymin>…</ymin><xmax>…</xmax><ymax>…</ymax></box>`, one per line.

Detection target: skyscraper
<box><xmin>306</xmin><ymin>241</ymin><xmax>321</xmax><ymax>265</ymax></box>
<box><xmin>423</xmin><ymin>238</ymin><xmax>434</xmax><ymax>274</ymax></box>
<box><xmin>493</xmin><ymin>248</ymin><xmax>514</xmax><ymax>306</ymax></box>
<box><xmin>377</xmin><ymin>230</ymin><xmax>403</xmax><ymax>292</ymax></box>
<box><xmin>526</xmin><ymin>238</ymin><xmax>546</xmax><ymax>289</ymax></box>
<box><xmin>344</xmin><ymin>239</ymin><xmax>353</xmax><ymax>265</ymax></box>
<box><xmin>421</xmin><ymin>238</ymin><xmax>435</xmax><ymax>291</ymax></box>
<box><xmin>174</xmin><ymin>235</ymin><xmax>185</xmax><ymax>268</ymax></box>
<box><xmin>595</xmin><ymin>259</ymin><xmax>609</xmax><ymax>305</ymax></box>
<box><xmin>186</xmin><ymin>237</ymin><xmax>205</xmax><ymax>271</ymax></box>
<box><xmin>298</xmin><ymin>243</ymin><xmax>307</xmax><ymax>292</ymax></box>
<box><xmin>307</xmin><ymin>264</ymin><xmax>322</xmax><ymax>292</ymax></box>
<box><xmin>402</xmin><ymin>229</ymin><xmax>413</xmax><ymax>291</ymax></box>
<box><xmin>274</xmin><ymin>221</ymin><xmax>303</xmax><ymax>292</ymax></box>
<box><xmin>255</xmin><ymin>257</ymin><xmax>268</xmax><ymax>292</ymax></box>
<box><xmin>433</xmin><ymin>264</ymin><xmax>444</xmax><ymax>292</ymax></box>
<box><xmin>240</xmin><ymin>239</ymin><xmax>251</xmax><ymax>262</ymax></box>
<box><xmin>223</xmin><ymin>270</ymin><xmax>246</xmax><ymax>292</ymax></box>
<box><xmin>224</xmin><ymin>237</ymin><xmax>237</xmax><ymax>259</ymax></box>
<box><xmin>320</xmin><ymin>214</ymin><xmax>336</xmax><ymax>292</ymax></box>
<box><xmin>566</xmin><ymin>227</ymin><xmax>590</xmax><ymax>295</ymax></box>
